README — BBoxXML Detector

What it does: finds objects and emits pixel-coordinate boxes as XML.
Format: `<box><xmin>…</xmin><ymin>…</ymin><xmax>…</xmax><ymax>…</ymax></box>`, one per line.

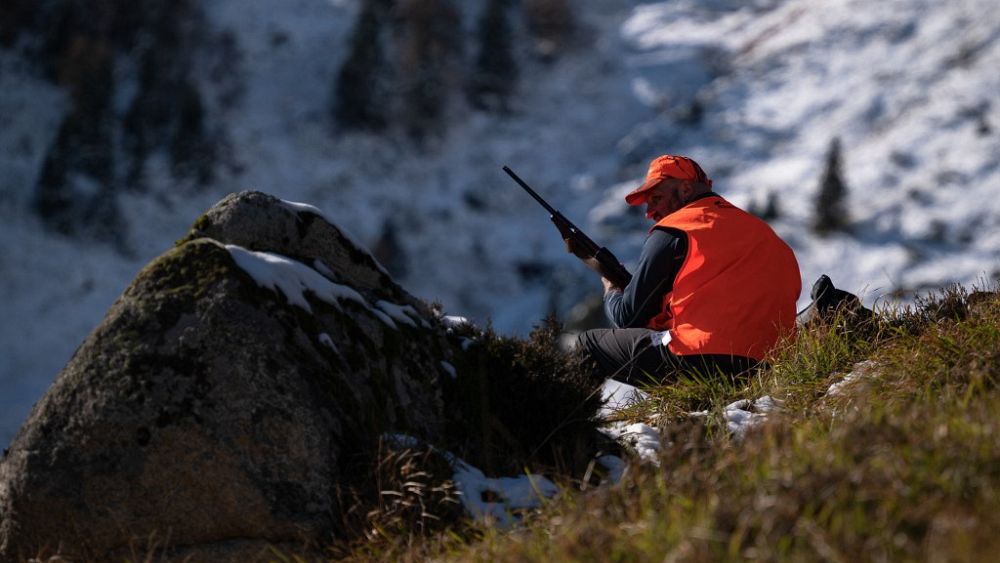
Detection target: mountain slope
<box><xmin>1</xmin><ymin>0</ymin><xmax>997</xmax><ymax>447</ymax></box>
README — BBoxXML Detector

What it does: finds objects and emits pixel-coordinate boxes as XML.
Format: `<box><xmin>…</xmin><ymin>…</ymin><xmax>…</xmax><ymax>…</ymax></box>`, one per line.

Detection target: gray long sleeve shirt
<box><xmin>603</xmin><ymin>191</ymin><xmax>726</xmax><ymax>328</ymax></box>
<box><xmin>604</xmin><ymin>227</ymin><xmax>688</xmax><ymax>328</ymax></box>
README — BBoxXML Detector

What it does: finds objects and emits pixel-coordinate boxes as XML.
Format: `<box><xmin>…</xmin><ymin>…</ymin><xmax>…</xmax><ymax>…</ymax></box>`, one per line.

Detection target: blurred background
<box><xmin>1</xmin><ymin>0</ymin><xmax>998</xmax><ymax>446</ymax></box>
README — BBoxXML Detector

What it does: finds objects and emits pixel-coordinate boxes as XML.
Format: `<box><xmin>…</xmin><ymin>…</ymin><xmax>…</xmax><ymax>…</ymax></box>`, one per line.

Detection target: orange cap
<box><xmin>625</xmin><ymin>154</ymin><xmax>713</xmax><ymax>205</ymax></box>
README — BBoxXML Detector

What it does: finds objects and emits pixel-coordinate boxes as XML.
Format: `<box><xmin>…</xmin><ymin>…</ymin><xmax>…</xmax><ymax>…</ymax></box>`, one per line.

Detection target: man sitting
<box><xmin>577</xmin><ymin>154</ymin><xmax>802</xmax><ymax>384</ymax></box>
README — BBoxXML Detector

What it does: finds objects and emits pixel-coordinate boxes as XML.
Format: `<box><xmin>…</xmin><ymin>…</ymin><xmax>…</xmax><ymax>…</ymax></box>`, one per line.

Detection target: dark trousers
<box><xmin>576</xmin><ymin>328</ymin><xmax>759</xmax><ymax>386</ymax></box>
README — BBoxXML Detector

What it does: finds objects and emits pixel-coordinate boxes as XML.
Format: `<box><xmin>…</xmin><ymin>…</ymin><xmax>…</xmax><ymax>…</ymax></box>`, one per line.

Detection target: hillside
<box><xmin>331</xmin><ymin>285</ymin><xmax>1000</xmax><ymax>562</ymax></box>
<box><xmin>1</xmin><ymin>0</ymin><xmax>998</xmax><ymax>450</ymax></box>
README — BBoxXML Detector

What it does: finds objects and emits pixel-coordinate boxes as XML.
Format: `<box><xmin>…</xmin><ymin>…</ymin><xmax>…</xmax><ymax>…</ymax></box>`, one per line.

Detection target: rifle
<box><xmin>503</xmin><ymin>166</ymin><xmax>633</xmax><ymax>288</ymax></box>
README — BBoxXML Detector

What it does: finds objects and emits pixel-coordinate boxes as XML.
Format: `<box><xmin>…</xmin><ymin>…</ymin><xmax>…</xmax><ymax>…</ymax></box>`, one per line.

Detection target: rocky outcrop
<box><xmin>0</xmin><ymin>191</ymin><xmax>452</xmax><ymax>561</ymax></box>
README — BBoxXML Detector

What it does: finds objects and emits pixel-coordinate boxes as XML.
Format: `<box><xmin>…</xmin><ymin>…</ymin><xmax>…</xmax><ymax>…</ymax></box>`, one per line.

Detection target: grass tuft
<box><xmin>330</xmin><ymin>438</ymin><xmax>468</xmax><ymax>561</ymax></box>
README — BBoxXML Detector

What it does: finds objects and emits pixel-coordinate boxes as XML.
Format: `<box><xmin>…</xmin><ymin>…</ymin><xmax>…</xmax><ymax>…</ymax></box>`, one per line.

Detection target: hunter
<box><xmin>577</xmin><ymin>154</ymin><xmax>802</xmax><ymax>384</ymax></box>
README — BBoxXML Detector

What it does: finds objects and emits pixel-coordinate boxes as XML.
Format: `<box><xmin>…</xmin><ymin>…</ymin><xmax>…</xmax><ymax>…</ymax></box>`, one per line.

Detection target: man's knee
<box><xmin>575</xmin><ymin>329</ymin><xmax>604</xmax><ymax>357</ymax></box>
<box><xmin>572</xmin><ymin>329</ymin><xmax>607</xmax><ymax>383</ymax></box>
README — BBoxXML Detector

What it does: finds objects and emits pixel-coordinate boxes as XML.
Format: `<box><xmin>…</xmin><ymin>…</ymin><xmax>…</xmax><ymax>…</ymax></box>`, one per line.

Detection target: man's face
<box><xmin>643</xmin><ymin>181</ymin><xmax>684</xmax><ymax>222</ymax></box>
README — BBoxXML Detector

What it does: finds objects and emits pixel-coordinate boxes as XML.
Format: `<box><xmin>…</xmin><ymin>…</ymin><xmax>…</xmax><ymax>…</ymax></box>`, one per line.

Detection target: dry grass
<box><xmin>337</xmin><ymin>284</ymin><xmax>1000</xmax><ymax>562</ymax></box>
<box><xmin>329</xmin><ymin>439</ymin><xmax>468</xmax><ymax>561</ymax></box>
<box><xmin>68</xmin><ymin>284</ymin><xmax>994</xmax><ymax>562</ymax></box>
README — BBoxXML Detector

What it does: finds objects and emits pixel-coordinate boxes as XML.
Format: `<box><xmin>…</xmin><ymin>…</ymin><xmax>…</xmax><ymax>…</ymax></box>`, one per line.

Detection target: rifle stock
<box><xmin>503</xmin><ymin>166</ymin><xmax>633</xmax><ymax>288</ymax></box>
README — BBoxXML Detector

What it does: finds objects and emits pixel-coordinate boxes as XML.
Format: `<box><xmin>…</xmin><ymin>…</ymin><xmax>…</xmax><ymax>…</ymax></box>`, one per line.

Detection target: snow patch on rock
<box><xmin>226</xmin><ymin>245</ymin><xmax>367</xmax><ymax>313</ymax></box>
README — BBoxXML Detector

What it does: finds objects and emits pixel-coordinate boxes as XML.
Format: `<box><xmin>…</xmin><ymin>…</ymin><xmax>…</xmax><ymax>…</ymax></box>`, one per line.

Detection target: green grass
<box><xmin>334</xmin><ymin>284</ymin><xmax>1000</xmax><ymax>562</ymax></box>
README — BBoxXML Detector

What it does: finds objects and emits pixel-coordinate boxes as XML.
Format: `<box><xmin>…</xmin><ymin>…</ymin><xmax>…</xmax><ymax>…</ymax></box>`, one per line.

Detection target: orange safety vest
<box><xmin>647</xmin><ymin>196</ymin><xmax>801</xmax><ymax>361</ymax></box>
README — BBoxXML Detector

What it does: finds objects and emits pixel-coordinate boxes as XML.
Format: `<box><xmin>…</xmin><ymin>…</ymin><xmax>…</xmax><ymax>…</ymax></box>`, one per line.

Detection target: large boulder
<box><xmin>0</xmin><ymin>191</ymin><xmax>452</xmax><ymax>561</ymax></box>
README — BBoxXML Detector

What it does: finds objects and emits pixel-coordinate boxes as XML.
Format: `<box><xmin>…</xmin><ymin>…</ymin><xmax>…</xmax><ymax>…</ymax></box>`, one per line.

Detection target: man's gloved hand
<box><xmin>561</xmin><ymin>234</ymin><xmax>591</xmax><ymax>260</ymax></box>
<box><xmin>553</xmin><ymin>218</ymin><xmax>594</xmax><ymax>259</ymax></box>
<box><xmin>602</xmin><ymin>276</ymin><xmax>623</xmax><ymax>294</ymax></box>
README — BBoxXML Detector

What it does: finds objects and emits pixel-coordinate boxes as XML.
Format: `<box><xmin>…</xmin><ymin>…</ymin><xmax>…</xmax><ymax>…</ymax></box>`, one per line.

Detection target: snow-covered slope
<box><xmin>609</xmin><ymin>0</ymin><xmax>999</xmax><ymax>296</ymax></box>
<box><xmin>2</xmin><ymin>0</ymin><xmax>997</xmax><ymax>447</ymax></box>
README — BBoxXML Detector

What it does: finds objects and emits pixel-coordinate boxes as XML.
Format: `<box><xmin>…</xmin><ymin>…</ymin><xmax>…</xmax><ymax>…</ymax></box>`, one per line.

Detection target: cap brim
<box><xmin>624</xmin><ymin>177</ymin><xmax>663</xmax><ymax>206</ymax></box>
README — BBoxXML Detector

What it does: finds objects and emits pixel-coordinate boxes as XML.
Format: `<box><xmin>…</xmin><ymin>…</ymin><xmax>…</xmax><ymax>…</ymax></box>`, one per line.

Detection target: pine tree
<box><xmin>523</xmin><ymin>0</ymin><xmax>574</xmax><ymax>61</ymax></box>
<box><xmin>749</xmin><ymin>191</ymin><xmax>780</xmax><ymax>222</ymax></box>
<box><xmin>332</xmin><ymin>0</ymin><xmax>388</xmax><ymax>131</ymax></box>
<box><xmin>468</xmin><ymin>0</ymin><xmax>517</xmax><ymax>112</ymax></box>
<box><xmin>761</xmin><ymin>191</ymin><xmax>780</xmax><ymax>221</ymax></box>
<box><xmin>34</xmin><ymin>36</ymin><xmax>126</xmax><ymax>245</ymax></box>
<box><xmin>170</xmin><ymin>81</ymin><xmax>212</xmax><ymax>184</ymax></box>
<box><xmin>394</xmin><ymin>0</ymin><xmax>463</xmax><ymax>140</ymax></box>
<box><xmin>371</xmin><ymin>218</ymin><xmax>407</xmax><ymax>278</ymax></box>
<box><xmin>813</xmin><ymin>137</ymin><xmax>850</xmax><ymax>235</ymax></box>
<box><xmin>121</xmin><ymin>0</ymin><xmax>212</xmax><ymax>189</ymax></box>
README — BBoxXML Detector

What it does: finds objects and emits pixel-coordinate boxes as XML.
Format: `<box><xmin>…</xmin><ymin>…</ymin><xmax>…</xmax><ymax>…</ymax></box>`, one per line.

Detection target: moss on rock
<box><xmin>174</xmin><ymin>213</ymin><xmax>214</xmax><ymax>247</ymax></box>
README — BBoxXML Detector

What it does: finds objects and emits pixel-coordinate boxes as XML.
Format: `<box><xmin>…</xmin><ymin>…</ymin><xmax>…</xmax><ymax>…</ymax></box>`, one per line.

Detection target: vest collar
<box><xmin>649</xmin><ymin>192</ymin><xmax>723</xmax><ymax>233</ymax></box>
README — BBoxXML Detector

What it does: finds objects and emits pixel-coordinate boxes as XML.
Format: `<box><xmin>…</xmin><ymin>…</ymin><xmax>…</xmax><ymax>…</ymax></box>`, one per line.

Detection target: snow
<box><xmin>724</xmin><ymin>395</ymin><xmax>777</xmax><ymax>439</ymax></box>
<box><xmin>368</xmin><ymin>308</ymin><xmax>397</xmax><ymax>330</ymax></box>
<box><xmin>600</xmin><ymin>389</ymin><xmax>779</xmax><ymax>459</ymax></box>
<box><xmin>441</xmin><ymin>315</ymin><xmax>471</xmax><ymax>328</ymax></box>
<box><xmin>826</xmin><ymin>359</ymin><xmax>878</xmax><ymax>396</ymax></box>
<box><xmin>317</xmin><ymin>333</ymin><xmax>339</xmax><ymax>354</ymax></box>
<box><xmin>599</xmin><ymin>378</ymin><xmax>783</xmax><ymax>466</ymax></box>
<box><xmin>279</xmin><ymin>200</ymin><xmax>340</xmax><ymax>231</ymax></box>
<box><xmin>0</xmin><ymin>52</ymin><xmax>68</xmax><ymax>212</ymax></box>
<box><xmin>599</xmin><ymin>378</ymin><xmax>650</xmax><ymax>417</ymax></box>
<box><xmin>226</xmin><ymin>245</ymin><xmax>367</xmax><ymax>313</ymax></box>
<box><xmin>281</xmin><ymin>199</ymin><xmax>390</xmax><ymax>277</ymax></box>
<box><xmin>226</xmin><ymin>242</ymin><xmax>431</xmax><ymax>333</ymax></box>
<box><xmin>380</xmin><ymin>380</ymin><xmax>781</xmax><ymax>501</ymax></box>
<box><xmin>451</xmin><ymin>460</ymin><xmax>559</xmax><ymax>526</ymax></box>
<box><xmin>384</xmin><ymin>434</ymin><xmax>558</xmax><ymax>525</ymax></box>
<box><xmin>2</xmin><ymin>0</ymin><xmax>998</xmax><ymax>447</ymax></box>
<box><xmin>598</xmin><ymin>379</ymin><xmax>661</xmax><ymax>466</ymax></box>
<box><xmin>601</xmin><ymin>421</ymin><xmax>663</xmax><ymax>466</ymax></box>
<box><xmin>311</xmin><ymin>259</ymin><xmax>337</xmax><ymax>280</ymax></box>
<box><xmin>375</xmin><ymin>300</ymin><xmax>422</xmax><ymax>328</ymax></box>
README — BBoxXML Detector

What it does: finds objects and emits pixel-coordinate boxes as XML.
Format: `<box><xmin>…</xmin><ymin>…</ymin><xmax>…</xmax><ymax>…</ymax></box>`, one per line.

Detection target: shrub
<box><xmin>442</xmin><ymin>316</ymin><xmax>604</xmax><ymax>477</ymax></box>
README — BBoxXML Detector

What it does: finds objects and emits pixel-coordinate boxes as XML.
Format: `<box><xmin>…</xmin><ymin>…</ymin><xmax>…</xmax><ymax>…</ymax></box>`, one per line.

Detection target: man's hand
<box><xmin>602</xmin><ymin>276</ymin><xmax>623</xmax><ymax>294</ymax></box>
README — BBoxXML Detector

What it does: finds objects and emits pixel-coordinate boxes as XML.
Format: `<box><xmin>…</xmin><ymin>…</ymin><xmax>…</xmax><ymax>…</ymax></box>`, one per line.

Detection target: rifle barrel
<box><xmin>502</xmin><ymin>166</ymin><xmax>559</xmax><ymax>216</ymax></box>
